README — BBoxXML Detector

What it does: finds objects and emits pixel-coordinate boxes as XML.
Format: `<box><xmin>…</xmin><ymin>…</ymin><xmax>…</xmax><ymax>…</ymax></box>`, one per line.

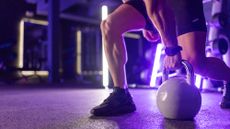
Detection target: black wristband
<box><xmin>165</xmin><ymin>46</ymin><xmax>182</xmax><ymax>56</ymax></box>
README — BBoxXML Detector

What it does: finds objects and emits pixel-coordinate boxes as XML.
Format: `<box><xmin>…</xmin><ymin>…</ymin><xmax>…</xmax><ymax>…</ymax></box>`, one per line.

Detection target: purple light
<box><xmin>150</xmin><ymin>43</ymin><xmax>163</xmax><ymax>87</ymax></box>
<box><xmin>195</xmin><ymin>74</ymin><xmax>202</xmax><ymax>89</ymax></box>
<box><xmin>101</xmin><ymin>5</ymin><xmax>109</xmax><ymax>88</ymax></box>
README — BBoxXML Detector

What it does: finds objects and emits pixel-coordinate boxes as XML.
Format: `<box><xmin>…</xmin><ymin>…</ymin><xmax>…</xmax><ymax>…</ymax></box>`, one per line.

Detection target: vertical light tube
<box><xmin>18</xmin><ymin>18</ymin><xmax>48</xmax><ymax>71</ymax></box>
<box><xmin>195</xmin><ymin>74</ymin><xmax>202</xmax><ymax>89</ymax></box>
<box><xmin>76</xmin><ymin>30</ymin><xmax>82</xmax><ymax>75</ymax></box>
<box><xmin>101</xmin><ymin>5</ymin><xmax>109</xmax><ymax>87</ymax></box>
<box><xmin>102</xmin><ymin>5</ymin><xmax>108</xmax><ymax>21</ymax></box>
<box><xmin>150</xmin><ymin>43</ymin><xmax>163</xmax><ymax>87</ymax></box>
<box><xmin>18</xmin><ymin>19</ymin><xmax>25</xmax><ymax>68</ymax></box>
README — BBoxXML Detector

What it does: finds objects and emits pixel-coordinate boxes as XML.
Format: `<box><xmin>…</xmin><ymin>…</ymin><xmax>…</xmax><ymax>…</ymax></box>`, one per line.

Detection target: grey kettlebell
<box><xmin>156</xmin><ymin>60</ymin><xmax>202</xmax><ymax>120</ymax></box>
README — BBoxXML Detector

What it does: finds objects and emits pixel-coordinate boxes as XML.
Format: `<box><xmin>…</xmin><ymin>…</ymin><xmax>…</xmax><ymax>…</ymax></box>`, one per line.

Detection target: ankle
<box><xmin>113</xmin><ymin>87</ymin><xmax>129</xmax><ymax>94</ymax></box>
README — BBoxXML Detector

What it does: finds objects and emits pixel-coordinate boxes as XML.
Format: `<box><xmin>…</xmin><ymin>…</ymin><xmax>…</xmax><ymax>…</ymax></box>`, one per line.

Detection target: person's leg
<box><xmin>144</xmin><ymin>0</ymin><xmax>230</xmax><ymax>81</ymax></box>
<box><xmin>178</xmin><ymin>32</ymin><xmax>230</xmax><ymax>81</ymax></box>
<box><xmin>178</xmin><ymin>31</ymin><xmax>230</xmax><ymax>108</ymax></box>
<box><xmin>171</xmin><ymin>0</ymin><xmax>230</xmax><ymax>108</ymax></box>
<box><xmin>144</xmin><ymin>0</ymin><xmax>230</xmax><ymax>108</ymax></box>
<box><xmin>101</xmin><ymin>3</ymin><xmax>146</xmax><ymax>89</ymax></box>
<box><xmin>91</xmin><ymin>2</ymin><xmax>147</xmax><ymax>116</ymax></box>
<box><xmin>166</xmin><ymin>0</ymin><xmax>230</xmax><ymax>81</ymax></box>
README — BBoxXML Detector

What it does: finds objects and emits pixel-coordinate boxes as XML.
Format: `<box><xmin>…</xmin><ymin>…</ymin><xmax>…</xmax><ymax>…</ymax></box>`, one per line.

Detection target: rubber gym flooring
<box><xmin>0</xmin><ymin>87</ymin><xmax>229</xmax><ymax>129</ymax></box>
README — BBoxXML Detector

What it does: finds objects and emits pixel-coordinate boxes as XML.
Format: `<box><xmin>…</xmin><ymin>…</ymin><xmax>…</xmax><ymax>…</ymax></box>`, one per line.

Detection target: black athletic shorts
<box><xmin>124</xmin><ymin>0</ymin><xmax>207</xmax><ymax>36</ymax></box>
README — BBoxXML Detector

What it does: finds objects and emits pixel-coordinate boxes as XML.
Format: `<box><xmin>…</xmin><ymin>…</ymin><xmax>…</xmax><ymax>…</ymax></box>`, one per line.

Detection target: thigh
<box><xmin>105</xmin><ymin>3</ymin><xmax>146</xmax><ymax>34</ymax></box>
<box><xmin>171</xmin><ymin>0</ymin><xmax>207</xmax><ymax>61</ymax></box>
<box><xmin>178</xmin><ymin>32</ymin><xmax>207</xmax><ymax>62</ymax></box>
<box><xmin>169</xmin><ymin>0</ymin><xmax>207</xmax><ymax>36</ymax></box>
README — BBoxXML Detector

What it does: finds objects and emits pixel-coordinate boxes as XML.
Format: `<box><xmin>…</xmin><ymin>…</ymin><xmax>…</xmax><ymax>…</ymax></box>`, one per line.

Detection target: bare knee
<box><xmin>100</xmin><ymin>19</ymin><xmax>110</xmax><ymax>37</ymax></box>
<box><xmin>100</xmin><ymin>19</ymin><xmax>116</xmax><ymax>51</ymax></box>
<box><xmin>100</xmin><ymin>18</ymin><xmax>122</xmax><ymax>53</ymax></box>
<box><xmin>100</xmin><ymin>17</ymin><xmax>123</xmax><ymax>41</ymax></box>
<box><xmin>100</xmin><ymin>18</ymin><xmax>127</xmax><ymax>64</ymax></box>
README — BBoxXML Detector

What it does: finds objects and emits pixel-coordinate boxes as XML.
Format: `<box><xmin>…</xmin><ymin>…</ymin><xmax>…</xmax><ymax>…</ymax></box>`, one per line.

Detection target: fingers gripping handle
<box><xmin>162</xmin><ymin>60</ymin><xmax>195</xmax><ymax>86</ymax></box>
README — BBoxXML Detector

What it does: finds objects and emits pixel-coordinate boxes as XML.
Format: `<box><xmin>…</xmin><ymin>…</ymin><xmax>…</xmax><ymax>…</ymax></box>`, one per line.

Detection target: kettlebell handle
<box><xmin>162</xmin><ymin>60</ymin><xmax>195</xmax><ymax>86</ymax></box>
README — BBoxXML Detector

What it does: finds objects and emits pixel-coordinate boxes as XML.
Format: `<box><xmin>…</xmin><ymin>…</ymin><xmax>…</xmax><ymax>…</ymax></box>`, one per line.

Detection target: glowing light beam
<box><xmin>150</xmin><ymin>43</ymin><xmax>163</xmax><ymax>87</ymax></box>
<box><xmin>101</xmin><ymin>5</ymin><xmax>109</xmax><ymax>88</ymax></box>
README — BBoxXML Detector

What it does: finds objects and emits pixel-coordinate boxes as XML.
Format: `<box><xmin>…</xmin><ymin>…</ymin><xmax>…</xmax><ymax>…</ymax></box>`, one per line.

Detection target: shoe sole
<box><xmin>92</xmin><ymin>104</ymin><xmax>136</xmax><ymax>116</ymax></box>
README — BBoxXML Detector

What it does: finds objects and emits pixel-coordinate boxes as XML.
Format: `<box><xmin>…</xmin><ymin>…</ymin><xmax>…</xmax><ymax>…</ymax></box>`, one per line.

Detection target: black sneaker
<box><xmin>90</xmin><ymin>88</ymin><xmax>136</xmax><ymax>116</ymax></box>
<box><xmin>220</xmin><ymin>82</ymin><xmax>230</xmax><ymax>109</ymax></box>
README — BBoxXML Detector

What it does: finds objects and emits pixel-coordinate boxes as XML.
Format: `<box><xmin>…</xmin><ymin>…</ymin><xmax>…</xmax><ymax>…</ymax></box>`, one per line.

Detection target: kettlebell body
<box><xmin>156</xmin><ymin>61</ymin><xmax>202</xmax><ymax>120</ymax></box>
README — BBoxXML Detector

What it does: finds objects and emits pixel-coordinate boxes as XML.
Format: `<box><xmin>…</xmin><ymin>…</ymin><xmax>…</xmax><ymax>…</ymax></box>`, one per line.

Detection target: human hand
<box><xmin>142</xmin><ymin>29</ymin><xmax>160</xmax><ymax>43</ymax></box>
<box><xmin>163</xmin><ymin>53</ymin><xmax>182</xmax><ymax>70</ymax></box>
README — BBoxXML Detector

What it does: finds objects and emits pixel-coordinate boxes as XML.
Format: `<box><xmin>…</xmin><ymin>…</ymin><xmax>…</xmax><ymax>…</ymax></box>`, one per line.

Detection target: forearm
<box><xmin>144</xmin><ymin>0</ymin><xmax>178</xmax><ymax>47</ymax></box>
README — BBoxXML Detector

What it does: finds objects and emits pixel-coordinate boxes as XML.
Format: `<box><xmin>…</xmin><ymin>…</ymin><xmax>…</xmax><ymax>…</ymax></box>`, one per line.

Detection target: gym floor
<box><xmin>0</xmin><ymin>86</ymin><xmax>230</xmax><ymax>129</ymax></box>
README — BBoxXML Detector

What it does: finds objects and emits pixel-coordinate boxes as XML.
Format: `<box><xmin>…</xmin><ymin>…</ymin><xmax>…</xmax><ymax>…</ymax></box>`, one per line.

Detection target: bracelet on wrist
<box><xmin>164</xmin><ymin>46</ymin><xmax>182</xmax><ymax>56</ymax></box>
